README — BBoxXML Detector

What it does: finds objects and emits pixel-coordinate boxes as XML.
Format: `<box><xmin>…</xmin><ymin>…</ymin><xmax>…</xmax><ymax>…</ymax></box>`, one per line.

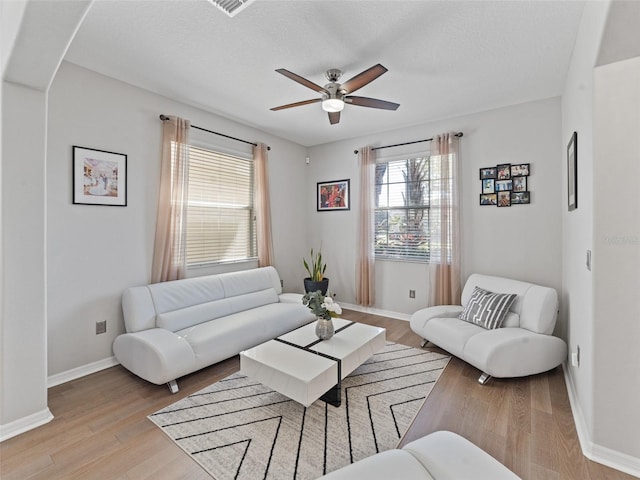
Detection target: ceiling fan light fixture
<box><xmin>322</xmin><ymin>97</ymin><xmax>345</xmax><ymax>112</ymax></box>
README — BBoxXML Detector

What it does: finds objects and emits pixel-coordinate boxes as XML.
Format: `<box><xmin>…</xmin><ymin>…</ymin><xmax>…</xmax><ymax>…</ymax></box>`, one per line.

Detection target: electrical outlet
<box><xmin>280</xmin><ymin>279</ymin><xmax>284</xmax><ymax>288</ymax></box>
<box><xmin>409</xmin><ymin>289</ymin><xmax>416</xmax><ymax>299</ymax></box>
<box><xmin>96</xmin><ymin>320</ymin><xmax>107</xmax><ymax>335</ymax></box>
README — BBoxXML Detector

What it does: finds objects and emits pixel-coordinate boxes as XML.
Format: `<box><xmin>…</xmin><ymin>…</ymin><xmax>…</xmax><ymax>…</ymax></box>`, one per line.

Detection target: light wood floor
<box><xmin>0</xmin><ymin>311</ymin><xmax>634</xmax><ymax>479</ymax></box>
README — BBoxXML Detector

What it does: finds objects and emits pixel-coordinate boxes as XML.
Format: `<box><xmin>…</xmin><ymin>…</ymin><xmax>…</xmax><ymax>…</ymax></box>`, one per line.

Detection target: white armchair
<box><xmin>410</xmin><ymin>274</ymin><xmax>567</xmax><ymax>384</ymax></box>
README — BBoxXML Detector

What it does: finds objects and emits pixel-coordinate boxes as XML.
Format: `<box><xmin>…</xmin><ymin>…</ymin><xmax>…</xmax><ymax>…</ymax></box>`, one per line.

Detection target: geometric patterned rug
<box><xmin>149</xmin><ymin>343</ymin><xmax>450</xmax><ymax>479</ymax></box>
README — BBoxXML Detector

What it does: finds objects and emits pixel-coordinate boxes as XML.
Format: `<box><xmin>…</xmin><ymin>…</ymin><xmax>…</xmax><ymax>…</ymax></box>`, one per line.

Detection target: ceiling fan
<box><xmin>270</xmin><ymin>64</ymin><xmax>400</xmax><ymax>125</ymax></box>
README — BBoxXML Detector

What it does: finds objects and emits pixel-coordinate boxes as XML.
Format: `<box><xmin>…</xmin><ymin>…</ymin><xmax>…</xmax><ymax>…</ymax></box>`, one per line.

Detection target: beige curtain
<box><xmin>356</xmin><ymin>146</ymin><xmax>376</xmax><ymax>306</ymax></box>
<box><xmin>151</xmin><ymin>116</ymin><xmax>190</xmax><ymax>283</ymax></box>
<box><xmin>254</xmin><ymin>142</ymin><xmax>274</xmax><ymax>267</ymax></box>
<box><xmin>428</xmin><ymin>133</ymin><xmax>462</xmax><ymax>305</ymax></box>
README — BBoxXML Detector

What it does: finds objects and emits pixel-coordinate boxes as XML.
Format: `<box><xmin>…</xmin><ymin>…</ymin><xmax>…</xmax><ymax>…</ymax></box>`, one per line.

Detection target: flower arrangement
<box><xmin>302</xmin><ymin>290</ymin><xmax>342</xmax><ymax>320</ymax></box>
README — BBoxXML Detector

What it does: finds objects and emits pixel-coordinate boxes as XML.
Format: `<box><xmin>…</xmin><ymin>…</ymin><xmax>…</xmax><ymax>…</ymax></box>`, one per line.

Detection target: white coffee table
<box><xmin>240</xmin><ymin>318</ymin><xmax>386</xmax><ymax>407</ymax></box>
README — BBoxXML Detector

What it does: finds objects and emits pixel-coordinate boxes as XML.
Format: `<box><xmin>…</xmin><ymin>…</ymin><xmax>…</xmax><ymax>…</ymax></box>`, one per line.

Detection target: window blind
<box><xmin>375</xmin><ymin>157</ymin><xmax>431</xmax><ymax>262</ymax></box>
<box><xmin>186</xmin><ymin>145</ymin><xmax>256</xmax><ymax>265</ymax></box>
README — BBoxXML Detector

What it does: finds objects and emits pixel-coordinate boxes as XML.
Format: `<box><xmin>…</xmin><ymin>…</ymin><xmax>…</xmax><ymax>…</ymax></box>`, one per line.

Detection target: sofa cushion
<box><xmin>227</xmin><ymin>288</ymin><xmax>280</xmax><ymax>315</ymax></box>
<box><xmin>156</xmin><ymin>298</ymin><xmax>233</xmax><ymax>332</ymax></box>
<box><xmin>422</xmin><ymin>317</ymin><xmax>484</xmax><ymax>355</ymax></box>
<box><xmin>458</xmin><ymin>287</ymin><xmax>517</xmax><ymax>330</ymax></box>
<box><xmin>156</xmin><ymin>288</ymin><xmax>279</xmax><ymax>332</ymax></box>
<box><xmin>177</xmin><ymin>303</ymin><xmax>314</xmax><ymax>367</ymax></box>
<box><xmin>220</xmin><ymin>266</ymin><xmax>282</xmax><ymax>297</ymax></box>
<box><xmin>148</xmin><ymin>275</ymin><xmax>225</xmax><ymax>314</ymax></box>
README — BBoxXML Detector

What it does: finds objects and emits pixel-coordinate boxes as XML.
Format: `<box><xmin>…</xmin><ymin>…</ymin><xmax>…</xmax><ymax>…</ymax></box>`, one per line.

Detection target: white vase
<box><xmin>315</xmin><ymin>317</ymin><xmax>334</xmax><ymax>340</ymax></box>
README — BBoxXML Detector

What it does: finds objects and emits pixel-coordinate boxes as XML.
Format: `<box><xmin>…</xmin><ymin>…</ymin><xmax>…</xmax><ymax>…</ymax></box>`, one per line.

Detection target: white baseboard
<box><xmin>562</xmin><ymin>364</ymin><xmax>640</xmax><ymax>477</ymax></box>
<box><xmin>0</xmin><ymin>408</ymin><xmax>53</xmax><ymax>443</ymax></box>
<box><xmin>47</xmin><ymin>356</ymin><xmax>119</xmax><ymax>388</ymax></box>
<box><xmin>340</xmin><ymin>302</ymin><xmax>411</xmax><ymax>322</ymax></box>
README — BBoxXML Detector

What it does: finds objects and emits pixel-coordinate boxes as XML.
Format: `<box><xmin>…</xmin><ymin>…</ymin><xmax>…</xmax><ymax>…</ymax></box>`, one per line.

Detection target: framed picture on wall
<box><xmin>482</xmin><ymin>179</ymin><xmax>495</xmax><ymax>193</ymax></box>
<box><xmin>567</xmin><ymin>131</ymin><xmax>578</xmax><ymax>211</ymax></box>
<box><xmin>497</xmin><ymin>163</ymin><xmax>511</xmax><ymax>180</ymax></box>
<box><xmin>480</xmin><ymin>167</ymin><xmax>497</xmax><ymax>179</ymax></box>
<box><xmin>73</xmin><ymin>146</ymin><xmax>127</xmax><ymax>206</ymax></box>
<box><xmin>511</xmin><ymin>191</ymin><xmax>531</xmax><ymax>204</ymax></box>
<box><xmin>480</xmin><ymin>193</ymin><xmax>497</xmax><ymax>205</ymax></box>
<box><xmin>495</xmin><ymin>179</ymin><xmax>513</xmax><ymax>191</ymax></box>
<box><xmin>317</xmin><ymin>179</ymin><xmax>350</xmax><ymax>211</ymax></box>
<box><xmin>497</xmin><ymin>191</ymin><xmax>511</xmax><ymax>207</ymax></box>
<box><xmin>511</xmin><ymin>163</ymin><xmax>530</xmax><ymax>176</ymax></box>
<box><xmin>513</xmin><ymin>176</ymin><xmax>527</xmax><ymax>192</ymax></box>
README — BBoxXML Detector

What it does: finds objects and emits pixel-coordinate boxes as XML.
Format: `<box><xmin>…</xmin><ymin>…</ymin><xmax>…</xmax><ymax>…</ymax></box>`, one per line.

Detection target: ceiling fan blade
<box><xmin>328</xmin><ymin>111</ymin><xmax>340</xmax><ymax>125</ymax></box>
<box><xmin>340</xmin><ymin>64</ymin><xmax>388</xmax><ymax>94</ymax></box>
<box><xmin>270</xmin><ymin>98</ymin><xmax>322</xmax><ymax>111</ymax></box>
<box><xmin>275</xmin><ymin>68</ymin><xmax>329</xmax><ymax>95</ymax></box>
<box><xmin>345</xmin><ymin>96</ymin><xmax>400</xmax><ymax>110</ymax></box>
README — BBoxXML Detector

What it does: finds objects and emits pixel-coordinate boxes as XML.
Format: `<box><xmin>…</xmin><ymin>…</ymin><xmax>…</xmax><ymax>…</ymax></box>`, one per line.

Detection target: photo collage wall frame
<box><xmin>479</xmin><ymin>163</ymin><xmax>530</xmax><ymax>207</ymax></box>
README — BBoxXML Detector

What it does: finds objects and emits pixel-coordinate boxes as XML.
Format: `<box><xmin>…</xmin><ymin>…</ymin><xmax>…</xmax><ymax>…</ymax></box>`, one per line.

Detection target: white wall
<box><xmin>306</xmin><ymin>97</ymin><xmax>563</xmax><ymax>315</ymax></box>
<box><xmin>560</xmin><ymin>0</ymin><xmax>608</xmax><ymax>458</ymax></box>
<box><xmin>46</xmin><ymin>61</ymin><xmax>309</xmax><ymax>377</ymax></box>
<box><xmin>0</xmin><ymin>0</ymin><xmax>27</xmax><ymax>76</ymax></box>
<box><xmin>1</xmin><ymin>81</ymin><xmax>51</xmax><ymax>431</ymax></box>
<box><xmin>592</xmin><ymin>55</ymin><xmax>640</xmax><ymax>461</ymax></box>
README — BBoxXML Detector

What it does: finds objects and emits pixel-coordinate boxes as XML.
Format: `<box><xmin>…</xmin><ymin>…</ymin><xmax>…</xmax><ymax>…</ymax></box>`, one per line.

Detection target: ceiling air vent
<box><xmin>208</xmin><ymin>0</ymin><xmax>256</xmax><ymax>17</ymax></box>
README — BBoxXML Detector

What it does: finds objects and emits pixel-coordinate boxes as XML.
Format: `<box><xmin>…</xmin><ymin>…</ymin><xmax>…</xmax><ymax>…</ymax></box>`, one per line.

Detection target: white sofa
<box><xmin>113</xmin><ymin>266</ymin><xmax>315</xmax><ymax>392</ymax></box>
<box><xmin>319</xmin><ymin>431</ymin><xmax>520</xmax><ymax>479</ymax></box>
<box><xmin>410</xmin><ymin>274</ymin><xmax>567</xmax><ymax>383</ymax></box>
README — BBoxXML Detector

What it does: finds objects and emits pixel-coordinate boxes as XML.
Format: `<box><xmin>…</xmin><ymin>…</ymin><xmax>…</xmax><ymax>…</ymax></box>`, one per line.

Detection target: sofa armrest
<box><xmin>317</xmin><ymin>448</ymin><xmax>434</xmax><ymax>480</ymax></box>
<box><xmin>113</xmin><ymin>328</ymin><xmax>196</xmax><ymax>385</ymax></box>
<box><xmin>410</xmin><ymin>305</ymin><xmax>463</xmax><ymax>337</ymax></box>
<box><xmin>403</xmin><ymin>431</ymin><xmax>521</xmax><ymax>479</ymax></box>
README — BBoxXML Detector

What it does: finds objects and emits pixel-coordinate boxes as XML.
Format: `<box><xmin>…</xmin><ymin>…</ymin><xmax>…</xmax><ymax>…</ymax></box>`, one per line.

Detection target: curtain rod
<box><xmin>353</xmin><ymin>132</ymin><xmax>463</xmax><ymax>155</ymax></box>
<box><xmin>159</xmin><ymin>114</ymin><xmax>270</xmax><ymax>151</ymax></box>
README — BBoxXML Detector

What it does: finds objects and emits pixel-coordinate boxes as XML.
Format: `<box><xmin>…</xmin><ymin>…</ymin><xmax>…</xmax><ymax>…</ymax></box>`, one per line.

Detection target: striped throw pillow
<box><xmin>458</xmin><ymin>287</ymin><xmax>517</xmax><ymax>330</ymax></box>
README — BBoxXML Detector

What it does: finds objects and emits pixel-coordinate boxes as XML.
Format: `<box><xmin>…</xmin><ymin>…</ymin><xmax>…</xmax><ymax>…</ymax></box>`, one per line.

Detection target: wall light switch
<box><xmin>409</xmin><ymin>289</ymin><xmax>416</xmax><ymax>299</ymax></box>
<box><xmin>586</xmin><ymin>250</ymin><xmax>592</xmax><ymax>271</ymax></box>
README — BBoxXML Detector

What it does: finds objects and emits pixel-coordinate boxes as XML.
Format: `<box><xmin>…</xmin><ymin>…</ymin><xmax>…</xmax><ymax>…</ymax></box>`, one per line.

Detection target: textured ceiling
<box><xmin>64</xmin><ymin>0</ymin><xmax>585</xmax><ymax>147</ymax></box>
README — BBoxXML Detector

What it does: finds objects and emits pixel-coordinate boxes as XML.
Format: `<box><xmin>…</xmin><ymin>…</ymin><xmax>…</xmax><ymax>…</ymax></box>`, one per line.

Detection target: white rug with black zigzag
<box><xmin>149</xmin><ymin>343</ymin><xmax>449</xmax><ymax>480</ymax></box>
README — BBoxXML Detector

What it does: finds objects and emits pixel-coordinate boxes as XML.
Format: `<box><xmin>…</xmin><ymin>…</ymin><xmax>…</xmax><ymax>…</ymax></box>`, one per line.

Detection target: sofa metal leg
<box><xmin>167</xmin><ymin>380</ymin><xmax>179</xmax><ymax>394</ymax></box>
<box><xmin>478</xmin><ymin>373</ymin><xmax>491</xmax><ymax>385</ymax></box>
<box><xmin>419</xmin><ymin>338</ymin><xmax>428</xmax><ymax>348</ymax></box>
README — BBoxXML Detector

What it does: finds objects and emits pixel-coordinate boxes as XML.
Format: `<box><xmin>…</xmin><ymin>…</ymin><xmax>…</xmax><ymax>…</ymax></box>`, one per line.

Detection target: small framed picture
<box><xmin>497</xmin><ymin>191</ymin><xmax>511</xmax><ymax>207</ymax></box>
<box><xmin>495</xmin><ymin>179</ymin><xmax>513</xmax><ymax>191</ymax></box>
<box><xmin>73</xmin><ymin>146</ymin><xmax>127</xmax><ymax>206</ymax></box>
<box><xmin>482</xmin><ymin>179</ymin><xmax>495</xmax><ymax>193</ymax></box>
<box><xmin>497</xmin><ymin>164</ymin><xmax>511</xmax><ymax>180</ymax></box>
<box><xmin>511</xmin><ymin>163</ymin><xmax>530</xmax><ymax>177</ymax></box>
<box><xmin>480</xmin><ymin>167</ymin><xmax>497</xmax><ymax>180</ymax></box>
<box><xmin>567</xmin><ymin>132</ymin><xmax>577</xmax><ymax>211</ymax></box>
<box><xmin>513</xmin><ymin>176</ymin><xmax>527</xmax><ymax>192</ymax></box>
<box><xmin>511</xmin><ymin>191</ymin><xmax>531</xmax><ymax>205</ymax></box>
<box><xmin>480</xmin><ymin>193</ymin><xmax>497</xmax><ymax>205</ymax></box>
<box><xmin>317</xmin><ymin>179</ymin><xmax>350</xmax><ymax>211</ymax></box>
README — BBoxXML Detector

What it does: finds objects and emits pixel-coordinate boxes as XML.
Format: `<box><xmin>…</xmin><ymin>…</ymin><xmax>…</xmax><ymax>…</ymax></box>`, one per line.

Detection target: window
<box><xmin>374</xmin><ymin>153</ymin><xmax>453</xmax><ymax>263</ymax></box>
<box><xmin>186</xmin><ymin>145</ymin><xmax>256</xmax><ymax>265</ymax></box>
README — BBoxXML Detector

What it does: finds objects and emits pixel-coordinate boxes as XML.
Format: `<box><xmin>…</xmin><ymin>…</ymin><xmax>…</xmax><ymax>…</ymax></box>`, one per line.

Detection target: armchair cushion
<box><xmin>458</xmin><ymin>287</ymin><xmax>517</xmax><ymax>330</ymax></box>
